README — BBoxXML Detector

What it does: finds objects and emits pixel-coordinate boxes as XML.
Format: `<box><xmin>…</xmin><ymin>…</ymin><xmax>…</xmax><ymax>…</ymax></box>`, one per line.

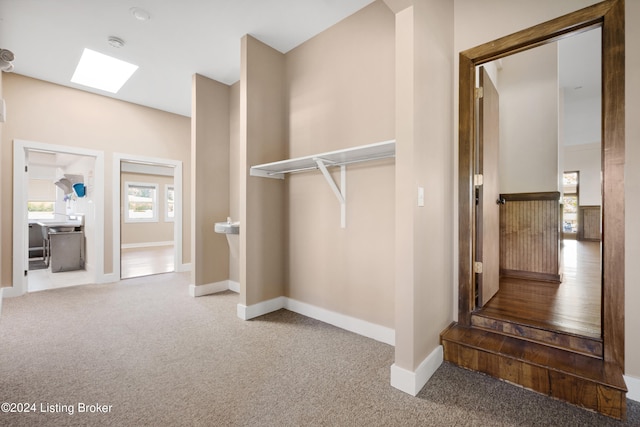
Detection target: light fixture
<box><xmin>71</xmin><ymin>48</ymin><xmax>138</xmax><ymax>93</ymax></box>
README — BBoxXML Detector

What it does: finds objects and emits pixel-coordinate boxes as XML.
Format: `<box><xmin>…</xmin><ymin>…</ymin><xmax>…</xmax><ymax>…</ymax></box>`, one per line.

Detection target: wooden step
<box><xmin>441</xmin><ymin>324</ymin><xmax>627</xmax><ymax>420</ymax></box>
<box><xmin>471</xmin><ymin>312</ymin><xmax>603</xmax><ymax>358</ymax></box>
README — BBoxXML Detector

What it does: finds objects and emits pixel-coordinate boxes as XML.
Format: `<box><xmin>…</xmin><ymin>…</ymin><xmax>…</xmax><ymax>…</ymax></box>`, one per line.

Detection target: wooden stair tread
<box><xmin>441</xmin><ymin>324</ymin><xmax>626</xmax><ymax>391</ymax></box>
<box><xmin>471</xmin><ymin>312</ymin><xmax>603</xmax><ymax>358</ymax></box>
<box><xmin>472</xmin><ymin>310</ymin><xmax>602</xmax><ymax>340</ymax></box>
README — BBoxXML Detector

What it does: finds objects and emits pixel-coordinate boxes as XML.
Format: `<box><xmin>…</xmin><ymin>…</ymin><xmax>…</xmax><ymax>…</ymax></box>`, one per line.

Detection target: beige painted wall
<box><xmin>240</xmin><ymin>35</ymin><xmax>286</xmax><ymax>306</ymax></box>
<box><xmin>625</xmin><ymin>0</ymin><xmax>640</xmax><ymax>379</ymax></box>
<box><xmin>390</xmin><ymin>0</ymin><xmax>454</xmax><ymax>371</ymax></box>
<box><xmin>229</xmin><ymin>82</ymin><xmax>240</xmax><ymax>283</ymax></box>
<box><xmin>1</xmin><ymin>73</ymin><xmax>190</xmax><ymax>285</ymax></box>
<box><xmin>0</xmin><ymin>72</ymin><xmax>4</xmax><ymax>285</ymax></box>
<box><xmin>285</xmin><ymin>0</ymin><xmax>396</xmax><ymax>328</ymax></box>
<box><xmin>190</xmin><ymin>74</ymin><xmax>230</xmax><ymax>287</ymax></box>
<box><xmin>454</xmin><ymin>0</ymin><xmax>640</xmax><ymax>380</ymax></box>
<box><xmin>120</xmin><ymin>172</ymin><xmax>174</xmax><ymax>246</ymax></box>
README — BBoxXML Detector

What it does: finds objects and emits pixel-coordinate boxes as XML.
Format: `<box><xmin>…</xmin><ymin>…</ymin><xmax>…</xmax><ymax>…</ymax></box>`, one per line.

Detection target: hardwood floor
<box><xmin>121</xmin><ymin>245</ymin><xmax>175</xmax><ymax>279</ymax></box>
<box><xmin>478</xmin><ymin>239</ymin><xmax>601</xmax><ymax>339</ymax></box>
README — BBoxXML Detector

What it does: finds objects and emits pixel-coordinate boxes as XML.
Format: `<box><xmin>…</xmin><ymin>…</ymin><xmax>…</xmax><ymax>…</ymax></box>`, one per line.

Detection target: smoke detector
<box><xmin>0</xmin><ymin>48</ymin><xmax>15</xmax><ymax>72</ymax></box>
<box><xmin>108</xmin><ymin>36</ymin><xmax>125</xmax><ymax>49</ymax></box>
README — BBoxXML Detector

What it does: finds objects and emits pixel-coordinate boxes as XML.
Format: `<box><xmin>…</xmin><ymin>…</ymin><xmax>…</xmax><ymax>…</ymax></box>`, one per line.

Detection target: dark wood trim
<box><xmin>501</xmin><ymin>192</ymin><xmax>560</xmax><ymax>202</ymax></box>
<box><xmin>460</xmin><ymin>1</ymin><xmax>615</xmax><ymax>65</ymax></box>
<box><xmin>458</xmin><ymin>52</ymin><xmax>475</xmax><ymax>326</ymax></box>
<box><xmin>457</xmin><ymin>0</ymin><xmax>624</xmax><ymax>373</ymax></box>
<box><xmin>601</xmin><ymin>0</ymin><xmax>625</xmax><ymax>368</ymax></box>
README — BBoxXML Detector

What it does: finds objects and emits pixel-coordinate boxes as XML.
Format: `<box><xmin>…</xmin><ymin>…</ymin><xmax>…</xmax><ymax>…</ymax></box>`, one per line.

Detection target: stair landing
<box><xmin>441</xmin><ymin>324</ymin><xmax>627</xmax><ymax>420</ymax></box>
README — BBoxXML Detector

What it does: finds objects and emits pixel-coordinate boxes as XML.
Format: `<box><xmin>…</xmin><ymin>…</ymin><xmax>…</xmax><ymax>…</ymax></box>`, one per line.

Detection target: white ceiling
<box><xmin>559</xmin><ymin>27</ymin><xmax>601</xmax><ymax>99</ymax></box>
<box><xmin>0</xmin><ymin>0</ymin><xmax>375</xmax><ymax>117</ymax></box>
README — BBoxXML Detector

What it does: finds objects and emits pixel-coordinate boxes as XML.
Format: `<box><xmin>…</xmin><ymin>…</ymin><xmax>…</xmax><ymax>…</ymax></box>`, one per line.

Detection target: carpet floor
<box><xmin>0</xmin><ymin>272</ymin><xmax>638</xmax><ymax>426</ymax></box>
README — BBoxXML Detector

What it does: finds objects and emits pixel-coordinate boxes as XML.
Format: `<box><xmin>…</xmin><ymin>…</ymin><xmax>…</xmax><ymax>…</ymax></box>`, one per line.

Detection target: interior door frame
<box><xmin>11</xmin><ymin>139</ymin><xmax>106</xmax><ymax>296</ymax></box>
<box><xmin>458</xmin><ymin>0</ymin><xmax>625</xmax><ymax>367</ymax></box>
<box><xmin>112</xmin><ymin>153</ymin><xmax>183</xmax><ymax>281</ymax></box>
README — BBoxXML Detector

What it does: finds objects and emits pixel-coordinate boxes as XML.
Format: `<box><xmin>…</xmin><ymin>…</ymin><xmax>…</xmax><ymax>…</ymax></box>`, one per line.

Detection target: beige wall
<box><xmin>240</xmin><ymin>35</ymin><xmax>287</xmax><ymax>306</ymax></box>
<box><xmin>120</xmin><ymin>172</ymin><xmax>174</xmax><ymax>246</ymax></box>
<box><xmin>1</xmin><ymin>72</ymin><xmax>3</xmax><ymax>285</ymax></box>
<box><xmin>229</xmin><ymin>82</ymin><xmax>240</xmax><ymax>283</ymax></box>
<box><xmin>190</xmin><ymin>74</ymin><xmax>230</xmax><ymax>287</ymax></box>
<box><xmin>1</xmin><ymin>73</ymin><xmax>190</xmax><ymax>285</ymax></box>
<box><xmin>625</xmin><ymin>0</ymin><xmax>640</xmax><ymax>379</ymax></box>
<box><xmin>389</xmin><ymin>0</ymin><xmax>454</xmax><ymax>371</ymax></box>
<box><xmin>454</xmin><ymin>0</ymin><xmax>640</xmax><ymax>380</ymax></box>
<box><xmin>285</xmin><ymin>1</ymin><xmax>395</xmax><ymax>327</ymax></box>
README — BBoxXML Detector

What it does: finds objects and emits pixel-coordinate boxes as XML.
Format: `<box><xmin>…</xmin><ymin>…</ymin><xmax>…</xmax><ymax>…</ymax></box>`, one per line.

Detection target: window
<box><xmin>28</xmin><ymin>201</ymin><xmax>55</xmax><ymax>220</ymax></box>
<box><xmin>125</xmin><ymin>182</ymin><xmax>158</xmax><ymax>222</ymax></box>
<box><xmin>28</xmin><ymin>179</ymin><xmax>56</xmax><ymax>220</ymax></box>
<box><xmin>562</xmin><ymin>171</ymin><xmax>579</xmax><ymax>233</ymax></box>
<box><xmin>165</xmin><ymin>185</ymin><xmax>175</xmax><ymax>222</ymax></box>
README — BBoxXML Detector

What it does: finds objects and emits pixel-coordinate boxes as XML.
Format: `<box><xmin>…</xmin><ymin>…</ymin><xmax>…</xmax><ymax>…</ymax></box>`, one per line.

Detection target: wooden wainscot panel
<box><xmin>579</xmin><ymin>205</ymin><xmax>602</xmax><ymax>241</ymax></box>
<box><xmin>499</xmin><ymin>192</ymin><xmax>561</xmax><ymax>282</ymax></box>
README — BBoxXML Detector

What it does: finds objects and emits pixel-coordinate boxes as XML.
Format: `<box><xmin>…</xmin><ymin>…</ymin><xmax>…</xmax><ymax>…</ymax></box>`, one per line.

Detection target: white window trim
<box><xmin>165</xmin><ymin>184</ymin><xmax>175</xmax><ymax>222</ymax></box>
<box><xmin>124</xmin><ymin>181</ymin><xmax>159</xmax><ymax>223</ymax></box>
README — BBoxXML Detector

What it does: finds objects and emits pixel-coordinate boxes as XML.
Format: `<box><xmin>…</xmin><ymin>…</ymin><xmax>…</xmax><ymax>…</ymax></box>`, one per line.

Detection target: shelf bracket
<box><xmin>314</xmin><ymin>158</ymin><xmax>346</xmax><ymax>228</ymax></box>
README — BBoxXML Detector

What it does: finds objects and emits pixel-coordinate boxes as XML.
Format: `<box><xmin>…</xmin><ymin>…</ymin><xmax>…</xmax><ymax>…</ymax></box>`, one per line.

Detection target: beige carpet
<box><xmin>0</xmin><ymin>272</ymin><xmax>638</xmax><ymax>426</ymax></box>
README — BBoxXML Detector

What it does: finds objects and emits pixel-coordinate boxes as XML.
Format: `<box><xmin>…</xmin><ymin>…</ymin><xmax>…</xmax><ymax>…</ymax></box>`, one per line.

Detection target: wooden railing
<box><xmin>499</xmin><ymin>192</ymin><xmax>561</xmax><ymax>282</ymax></box>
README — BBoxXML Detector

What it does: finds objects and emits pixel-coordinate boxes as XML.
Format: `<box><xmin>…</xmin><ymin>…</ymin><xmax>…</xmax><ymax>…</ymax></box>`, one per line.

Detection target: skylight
<box><xmin>71</xmin><ymin>48</ymin><xmax>138</xmax><ymax>93</ymax></box>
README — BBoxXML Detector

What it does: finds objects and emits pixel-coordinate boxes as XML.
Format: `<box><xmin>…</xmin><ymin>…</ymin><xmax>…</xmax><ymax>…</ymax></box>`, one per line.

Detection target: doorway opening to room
<box><xmin>12</xmin><ymin>139</ymin><xmax>105</xmax><ymax>296</ymax></box>
<box><xmin>444</xmin><ymin>0</ymin><xmax>625</xmax><ymax>417</ymax></box>
<box><xmin>471</xmin><ymin>27</ymin><xmax>603</xmax><ymax>345</ymax></box>
<box><xmin>114</xmin><ymin>154</ymin><xmax>183</xmax><ymax>281</ymax></box>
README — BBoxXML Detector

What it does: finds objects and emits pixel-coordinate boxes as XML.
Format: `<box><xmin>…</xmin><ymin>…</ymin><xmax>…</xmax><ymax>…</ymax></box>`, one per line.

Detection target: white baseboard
<box><xmin>2</xmin><ymin>285</ymin><xmax>23</xmax><ymax>298</ymax></box>
<box><xmin>285</xmin><ymin>298</ymin><xmax>395</xmax><ymax>346</ymax></box>
<box><xmin>179</xmin><ymin>263</ymin><xmax>192</xmax><ymax>272</ymax></box>
<box><xmin>0</xmin><ymin>287</ymin><xmax>3</xmax><ymax>319</ymax></box>
<box><xmin>189</xmin><ymin>280</ymin><xmax>230</xmax><ymax>297</ymax></box>
<box><xmin>228</xmin><ymin>280</ymin><xmax>240</xmax><ymax>293</ymax></box>
<box><xmin>121</xmin><ymin>241</ymin><xmax>174</xmax><ymax>249</ymax></box>
<box><xmin>237</xmin><ymin>296</ymin><xmax>286</xmax><ymax>320</ymax></box>
<box><xmin>390</xmin><ymin>345</ymin><xmax>443</xmax><ymax>396</ymax></box>
<box><xmin>625</xmin><ymin>374</ymin><xmax>640</xmax><ymax>403</ymax></box>
<box><xmin>97</xmin><ymin>272</ymin><xmax>118</xmax><ymax>284</ymax></box>
<box><xmin>234</xmin><ymin>295</ymin><xmax>394</xmax><ymax>346</ymax></box>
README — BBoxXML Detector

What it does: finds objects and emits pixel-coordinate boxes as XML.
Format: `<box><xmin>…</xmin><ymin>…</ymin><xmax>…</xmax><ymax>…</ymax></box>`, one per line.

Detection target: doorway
<box><xmin>562</xmin><ymin>171</ymin><xmax>579</xmax><ymax>238</ymax></box>
<box><xmin>456</xmin><ymin>0</ymin><xmax>624</xmax><ymax>368</ymax></box>
<box><xmin>471</xmin><ymin>27</ymin><xmax>604</xmax><ymax>342</ymax></box>
<box><xmin>446</xmin><ymin>1</ymin><xmax>626</xmax><ymax>416</ymax></box>
<box><xmin>11</xmin><ymin>139</ymin><xmax>105</xmax><ymax>297</ymax></box>
<box><xmin>120</xmin><ymin>161</ymin><xmax>176</xmax><ymax>279</ymax></box>
<box><xmin>112</xmin><ymin>153</ymin><xmax>183</xmax><ymax>282</ymax></box>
